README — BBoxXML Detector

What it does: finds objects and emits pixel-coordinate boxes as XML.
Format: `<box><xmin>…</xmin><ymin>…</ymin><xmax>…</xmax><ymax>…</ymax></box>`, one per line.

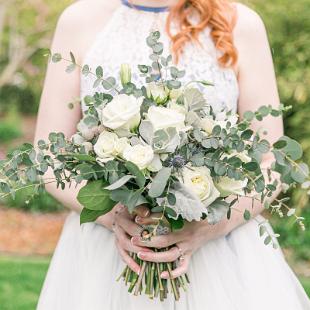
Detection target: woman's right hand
<box><xmin>112</xmin><ymin>204</ymin><xmax>152</xmax><ymax>274</ymax></box>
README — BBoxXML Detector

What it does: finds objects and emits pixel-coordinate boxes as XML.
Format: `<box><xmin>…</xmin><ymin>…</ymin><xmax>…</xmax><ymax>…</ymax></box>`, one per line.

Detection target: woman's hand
<box><xmin>131</xmin><ymin>215</ymin><xmax>230</xmax><ymax>279</ymax></box>
<box><xmin>112</xmin><ymin>204</ymin><xmax>153</xmax><ymax>275</ymax></box>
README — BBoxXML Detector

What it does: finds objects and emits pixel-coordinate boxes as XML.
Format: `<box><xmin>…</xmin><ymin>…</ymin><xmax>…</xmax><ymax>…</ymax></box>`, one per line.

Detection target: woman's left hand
<box><xmin>131</xmin><ymin>214</ymin><xmax>229</xmax><ymax>279</ymax></box>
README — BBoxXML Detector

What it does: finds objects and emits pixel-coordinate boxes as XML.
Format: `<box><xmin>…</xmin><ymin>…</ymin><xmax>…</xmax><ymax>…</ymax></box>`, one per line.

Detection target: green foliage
<box><xmin>0</xmin><ymin>122</ymin><xmax>21</xmax><ymax>143</ymax></box>
<box><xmin>4</xmin><ymin>187</ymin><xmax>63</xmax><ymax>213</ymax></box>
<box><xmin>0</xmin><ymin>256</ymin><xmax>49</xmax><ymax>310</ymax></box>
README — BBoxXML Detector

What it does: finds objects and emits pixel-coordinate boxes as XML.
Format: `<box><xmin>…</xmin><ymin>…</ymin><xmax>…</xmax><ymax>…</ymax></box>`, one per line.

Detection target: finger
<box><xmin>116</xmin><ymin>213</ymin><xmax>143</xmax><ymax>237</ymax></box>
<box><xmin>135</xmin><ymin>212</ymin><xmax>164</xmax><ymax>226</ymax></box>
<box><xmin>133</xmin><ymin>204</ymin><xmax>150</xmax><ymax>218</ymax></box>
<box><xmin>137</xmin><ymin>246</ymin><xmax>180</xmax><ymax>263</ymax></box>
<box><xmin>115</xmin><ymin>240</ymin><xmax>141</xmax><ymax>275</ymax></box>
<box><xmin>161</xmin><ymin>254</ymin><xmax>191</xmax><ymax>279</ymax></box>
<box><xmin>114</xmin><ymin>224</ymin><xmax>152</xmax><ymax>253</ymax></box>
<box><xmin>131</xmin><ymin>234</ymin><xmax>180</xmax><ymax>249</ymax></box>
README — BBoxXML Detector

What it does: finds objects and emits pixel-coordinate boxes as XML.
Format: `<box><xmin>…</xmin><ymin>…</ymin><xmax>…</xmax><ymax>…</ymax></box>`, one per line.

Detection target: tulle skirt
<box><xmin>37</xmin><ymin>211</ymin><xmax>310</xmax><ymax>310</ymax></box>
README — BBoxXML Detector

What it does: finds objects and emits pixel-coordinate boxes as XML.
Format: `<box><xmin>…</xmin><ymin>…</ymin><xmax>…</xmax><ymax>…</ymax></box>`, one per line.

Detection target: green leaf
<box><xmin>104</xmin><ymin>175</ymin><xmax>135</xmax><ymax>190</ymax></box>
<box><xmin>279</xmin><ymin>136</ymin><xmax>303</xmax><ymax>160</ymax></box>
<box><xmin>207</xmin><ymin>200</ymin><xmax>230</xmax><ymax>225</ymax></box>
<box><xmin>264</xmin><ymin>235</ymin><xmax>272</xmax><ymax>245</ymax></box>
<box><xmin>258</xmin><ymin>105</ymin><xmax>271</xmax><ymax>117</ymax></box>
<box><xmin>96</xmin><ymin>66</ymin><xmax>103</xmax><ymax>78</ymax></box>
<box><xmin>66</xmin><ymin>63</ymin><xmax>76</xmax><ymax>73</ymax></box>
<box><xmin>125</xmin><ymin>161</ymin><xmax>146</xmax><ymax>188</ymax></box>
<box><xmin>243</xmin><ymin>161</ymin><xmax>259</xmax><ymax>171</ymax></box>
<box><xmin>80</xmin><ymin>208</ymin><xmax>105</xmax><ymax>224</ymax></box>
<box><xmin>110</xmin><ymin>188</ymin><xmax>146</xmax><ymax>213</ymax></box>
<box><xmin>241</xmin><ymin>129</ymin><xmax>253</xmax><ymax>140</ymax></box>
<box><xmin>70</xmin><ymin>51</ymin><xmax>76</xmax><ymax>64</ymax></box>
<box><xmin>149</xmin><ymin>167</ymin><xmax>172</xmax><ymax>198</ymax></box>
<box><xmin>167</xmin><ymin>216</ymin><xmax>184</xmax><ymax>231</ymax></box>
<box><xmin>243</xmin><ymin>111</ymin><xmax>255</xmax><ymax>121</ymax></box>
<box><xmin>273</xmin><ymin>140</ymin><xmax>287</xmax><ymax>149</ymax></box>
<box><xmin>138</xmin><ymin>65</ymin><xmax>149</xmax><ymax>74</ymax></box>
<box><xmin>151</xmin><ymin>205</ymin><xmax>164</xmax><ymax>213</ymax></box>
<box><xmin>165</xmin><ymin>207</ymin><xmax>177</xmax><ymax>218</ymax></box>
<box><xmin>167</xmin><ymin>80</ymin><xmax>181</xmax><ymax>89</ymax></box>
<box><xmin>67</xmin><ymin>154</ymin><xmax>96</xmax><ymax>162</ymax></box>
<box><xmin>167</xmin><ymin>192</ymin><xmax>176</xmax><ymax>205</ymax></box>
<box><xmin>77</xmin><ymin>180</ymin><xmax>116</xmax><ymax>212</ymax></box>
<box><xmin>82</xmin><ymin>65</ymin><xmax>90</xmax><ymax>76</ymax></box>
<box><xmin>290</xmin><ymin>163</ymin><xmax>309</xmax><ymax>183</ymax></box>
<box><xmin>212</xmin><ymin>125</ymin><xmax>221</xmax><ymax>136</ymax></box>
<box><xmin>243</xmin><ymin>209</ymin><xmax>251</xmax><ymax>221</ymax></box>
<box><xmin>259</xmin><ymin>225</ymin><xmax>267</xmax><ymax>237</ymax></box>
<box><xmin>52</xmin><ymin>53</ymin><xmax>62</xmax><ymax>63</ymax></box>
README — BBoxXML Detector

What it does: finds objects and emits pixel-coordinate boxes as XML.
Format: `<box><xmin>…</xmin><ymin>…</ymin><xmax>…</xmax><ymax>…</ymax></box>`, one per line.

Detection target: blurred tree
<box><xmin>0</xmin><ymin>0</ymin><xmax>73</xmax><ymax>113</ymax></box>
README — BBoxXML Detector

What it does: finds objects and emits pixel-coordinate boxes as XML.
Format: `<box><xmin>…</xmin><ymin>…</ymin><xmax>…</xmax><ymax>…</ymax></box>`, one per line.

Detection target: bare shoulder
<box><xmin>58</xmin><ymin>0</ymin><xmax>118</xmax><ymax>29</ymax></box>
<box><xmin>233</xmin><ymin>3</ymin><xmax>267</xmax><ymax>40</ymax></box>
<box><xmin>52</xmin><ymin>0</ymin><xmax>119</xmax><ymax>60</ymax></box>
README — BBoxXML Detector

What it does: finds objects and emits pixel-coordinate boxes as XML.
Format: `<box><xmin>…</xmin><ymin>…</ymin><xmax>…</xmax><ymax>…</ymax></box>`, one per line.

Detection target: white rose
<box><xmin>181</xmin><ymin>166</ymin><xmax>220</xmax><ymax>206</ymax></box>
<box><xmin>123</xmin><ymin>144</ymin><xmax>154</xmax><ymax>170</ymax></box>
<box><xmin>146</xmin><ymin>82</ymin><xmax>169</xmax><ymax>104</ymax></box>
<box><xmin>147</xmin><ymin>106</ymin><xmax>186</xmax><ymax>132</ymax></box>
<box><xmin>101</xmin><ymin>94</ymin><xmax>142</xmax><ymax>130</ymax></box>
<box><xmin>215</xmin><ymin>176</ymin><xmax>248</xmax><ymax>197</ymax></box>
<box><xmin>94</xmin><ymin>131</ymin><xmax>129</xmax><ymax>162</ymax></box>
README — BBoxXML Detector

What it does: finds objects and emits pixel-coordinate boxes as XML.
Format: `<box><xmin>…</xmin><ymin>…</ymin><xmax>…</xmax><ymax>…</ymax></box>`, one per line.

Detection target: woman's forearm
<box><xmin>44</xmin><ymin>169</ymin><xmax>115</xmax><ymax>230</ymax></box>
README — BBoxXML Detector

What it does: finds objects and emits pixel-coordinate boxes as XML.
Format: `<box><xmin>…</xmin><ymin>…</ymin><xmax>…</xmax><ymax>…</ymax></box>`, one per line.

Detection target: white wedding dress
<box><xmin>37</xmin><ymin>4</ymin><xmax>310</xmax><ymax>310</ymax></box>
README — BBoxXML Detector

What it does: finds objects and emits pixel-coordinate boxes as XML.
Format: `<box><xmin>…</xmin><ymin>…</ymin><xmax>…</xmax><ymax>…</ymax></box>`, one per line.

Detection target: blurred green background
<box><xmin>0</xmin><ymin>0</ymin><xmax>309</xmax><ymax>309</ymax></box>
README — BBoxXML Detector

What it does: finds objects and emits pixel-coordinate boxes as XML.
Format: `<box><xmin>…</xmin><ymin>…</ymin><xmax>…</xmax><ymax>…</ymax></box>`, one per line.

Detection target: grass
<box><xmin>0</xmin><ymin>255</ymin><xmax>309</xmax><ymax>309</ymax></box>
<box><xmin>0</xmin><ymin>256</ymin><xmax>49</xmax><ymax>310</ymax></box>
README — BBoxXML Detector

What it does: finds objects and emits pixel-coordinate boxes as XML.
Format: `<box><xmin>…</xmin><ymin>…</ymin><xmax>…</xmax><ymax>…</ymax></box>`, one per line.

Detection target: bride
<box><xmin>35</xmin><ymin>0</ymin><xmax>310</xmax><ymax>309</ymax></box>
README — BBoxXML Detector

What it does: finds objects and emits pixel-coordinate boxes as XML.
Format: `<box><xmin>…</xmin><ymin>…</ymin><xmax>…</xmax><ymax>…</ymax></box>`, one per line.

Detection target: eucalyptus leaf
<box><xmin>77</xmin><ymin>180</ymin><xmax>116</xmax><ymax>212</ymax></box>
<box><xmin>149</xmin><ymin>167</ymin><xmax>171</xmax><ymax>198</ymax></box>
<box><xmin>104</xmin><ymin>175</ymin><xmax>135</xmax><ymax>190</ymax></box>
<box><xmin>80</xmin><ymin>208</ymin><xmax>106</xmax><ymax>225</ymax></box>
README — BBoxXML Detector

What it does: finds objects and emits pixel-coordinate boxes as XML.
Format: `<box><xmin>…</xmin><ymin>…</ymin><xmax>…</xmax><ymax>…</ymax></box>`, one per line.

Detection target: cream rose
<box><xmin>181</xmin><ymin>166</ymin><xmax>220</xmax><ymax>206</ymax></box>
<box><xmin>101</xmin><ymin>94</ymin><xmax>142</xmax><ymax>130</ymax></box>
<box><xmin>146</xmin><ymin>106</ymin><xmax>186</xmax><ymax>132</ymax></box>
<box><xmin>215</xmin><ymin>176</ymin><xmax>248</xmax><ymax>197</ymax></box>
<box><xmin>123</xmin><ymin>144</ymin><xmax>154</xmax><ymax>170</ymax></box>
<box><xmin>146</xmin><ymin>82</ymin><xmax>169</xmax><ymax>104</ymax></box>
<box><xmin>94</xmin><ymin>131</ymin><xmax>129</xmax><ymax>163</ymax></box>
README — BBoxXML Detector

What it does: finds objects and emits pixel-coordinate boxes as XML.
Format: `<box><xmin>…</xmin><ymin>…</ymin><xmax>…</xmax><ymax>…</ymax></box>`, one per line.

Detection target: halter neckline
<box><xmin>121</xmin><ymin>0</ymin><xmax>169</xmax><ymax>13</ymax></box>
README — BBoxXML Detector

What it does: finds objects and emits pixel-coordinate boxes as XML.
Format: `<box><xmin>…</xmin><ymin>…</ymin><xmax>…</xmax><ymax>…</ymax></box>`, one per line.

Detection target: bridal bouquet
<box><xmin>0</xmin><ymin>31</ymin><xmax>309</xmax><ymax>301</ymax></box>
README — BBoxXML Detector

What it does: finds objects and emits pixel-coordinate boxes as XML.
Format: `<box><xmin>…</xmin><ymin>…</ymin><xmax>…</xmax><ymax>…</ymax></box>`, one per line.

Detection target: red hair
<box><xmin>166</xmin><ymin>0</ymin><xmax>238</xmax><ymax>66</ymax></box>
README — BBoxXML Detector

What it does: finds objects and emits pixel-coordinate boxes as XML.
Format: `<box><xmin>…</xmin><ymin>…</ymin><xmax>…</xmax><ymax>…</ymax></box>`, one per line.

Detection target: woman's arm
<box><xmin>34</xmin><ymin>3</ymin><xmax>116</xmax><ymax>229</ymax></box>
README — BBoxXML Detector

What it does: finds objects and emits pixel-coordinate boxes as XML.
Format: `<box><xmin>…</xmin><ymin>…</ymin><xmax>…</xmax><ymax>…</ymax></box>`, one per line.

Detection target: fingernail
<box><xmin>137</xmin><ymin>268</ymin><xmax>141</xmax><ymax>275</ymax></box>
<box><xmin>135</xmin><ymin>216</ymin><xmax>141</xmax><ymax>223</ymax></box>
<box><xmin>137</xmin><ymin>252</ymin><xmax>146</xmax><ymax>259</ymax></box>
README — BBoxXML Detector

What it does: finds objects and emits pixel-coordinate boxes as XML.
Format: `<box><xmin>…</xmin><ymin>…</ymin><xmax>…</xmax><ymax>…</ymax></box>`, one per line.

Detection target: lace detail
<box><xmin>81</xmin><ymin>6</ymin><xmax>239</xmax><ymax>115</ymax></box>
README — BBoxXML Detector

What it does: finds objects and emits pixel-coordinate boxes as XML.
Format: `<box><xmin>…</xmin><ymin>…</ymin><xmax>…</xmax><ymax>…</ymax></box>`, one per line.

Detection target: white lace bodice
<box><xmin>81</xmin><ymin>5</ymin><xmax>239</xmax><ymax>114</ymax></box>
